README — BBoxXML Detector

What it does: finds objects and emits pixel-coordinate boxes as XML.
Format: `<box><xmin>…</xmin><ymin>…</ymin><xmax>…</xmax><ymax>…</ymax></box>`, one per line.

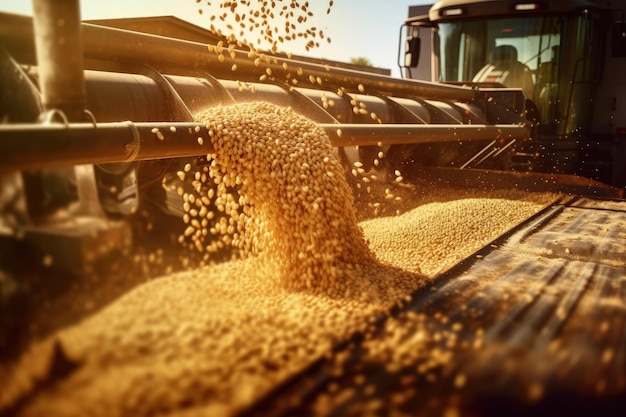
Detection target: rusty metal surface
<box><xmin>241</xmin><ymin>197</ymin><xmax>626</xmax><ymax>417</ymax></box>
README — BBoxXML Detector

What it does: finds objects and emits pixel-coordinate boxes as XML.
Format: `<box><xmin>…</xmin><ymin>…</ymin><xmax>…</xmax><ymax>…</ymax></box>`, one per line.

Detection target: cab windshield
<box><xmin>436</xmin><ymin>14</ymin><xmax>599</xmax><ymax>137</ymax></box>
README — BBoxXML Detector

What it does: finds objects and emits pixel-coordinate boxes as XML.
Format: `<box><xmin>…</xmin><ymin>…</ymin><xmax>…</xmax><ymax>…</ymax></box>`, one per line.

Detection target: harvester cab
<box><xmin>401</xmin><ymin>0</ymin><xmax>626</xmax><ymax>189</ymax></box>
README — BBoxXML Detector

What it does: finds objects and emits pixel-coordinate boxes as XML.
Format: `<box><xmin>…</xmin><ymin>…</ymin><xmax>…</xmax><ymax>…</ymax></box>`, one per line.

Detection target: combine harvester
<box><xmin>0</xmin><ymin>0</ymin><xmax>625</xmax><ymax>415</ymax></box>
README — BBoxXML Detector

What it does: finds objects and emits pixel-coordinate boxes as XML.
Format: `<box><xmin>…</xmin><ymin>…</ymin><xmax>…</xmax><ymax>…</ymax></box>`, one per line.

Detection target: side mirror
<box><xmin>405</xmin><ymin>36</ymin><xmax>421</xmax><ymax>67</ymax></box>
<box><xmin>398</xmin><ymin>23</ymin><xmax>422</xmax><ymax>75</ymax></box>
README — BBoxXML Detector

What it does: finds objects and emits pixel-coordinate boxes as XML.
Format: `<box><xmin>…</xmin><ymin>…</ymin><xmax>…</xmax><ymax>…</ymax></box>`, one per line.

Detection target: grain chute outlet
<box><xmin>0</xmin><ymin>1</ymin><xmax>625</xmax><ymax>416</ymax></box>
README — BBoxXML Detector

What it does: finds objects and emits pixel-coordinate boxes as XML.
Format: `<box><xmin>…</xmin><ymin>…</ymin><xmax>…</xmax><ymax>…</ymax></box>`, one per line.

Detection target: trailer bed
<box><xmin>242</xmin><ymin>195</ymin><xmax>626</xmax><ymax>417</ymax></box>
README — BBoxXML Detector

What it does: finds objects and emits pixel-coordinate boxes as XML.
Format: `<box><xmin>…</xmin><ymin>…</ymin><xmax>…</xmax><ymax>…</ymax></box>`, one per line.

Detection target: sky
<box><xmin>1</xmin><ymin>0</ymin><xmax>432</xmax><ymax>77</ymax></box>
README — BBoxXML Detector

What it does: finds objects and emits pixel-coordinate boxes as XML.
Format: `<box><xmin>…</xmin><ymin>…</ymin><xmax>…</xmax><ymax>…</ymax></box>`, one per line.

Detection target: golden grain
<box><xmin>1</xmin><ymin>99</ymin><xmax>558</xmax><ymax>417</ymax></box>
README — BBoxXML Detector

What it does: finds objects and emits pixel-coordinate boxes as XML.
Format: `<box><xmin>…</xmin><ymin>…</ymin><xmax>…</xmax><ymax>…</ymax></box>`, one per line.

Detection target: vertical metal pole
<box><xmin>31</xmin><ymin>0</ymin><xmax>103</xmax><ymax>218</ymax></box>
<box><xmin>31</xmin><ymin>0</ymin><xmax>86</xmax><ymax>122</ymax></box>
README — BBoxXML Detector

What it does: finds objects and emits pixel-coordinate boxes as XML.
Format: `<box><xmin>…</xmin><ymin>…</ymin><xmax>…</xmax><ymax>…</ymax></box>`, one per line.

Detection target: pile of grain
<box><xmin>0</xmin><ymin>103</ymin><xmax>556</xmax><ymax>417</ymax></box>
<box><xmin>362</xmin><ymin>195</ymin><xmax>552</xmax><ymax>277</ymax></box>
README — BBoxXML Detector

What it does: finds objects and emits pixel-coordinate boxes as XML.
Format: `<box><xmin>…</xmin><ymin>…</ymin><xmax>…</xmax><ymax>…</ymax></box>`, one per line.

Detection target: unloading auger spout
<box><xmin>0</xmin><ymin>9</ymin><xmax>527</xmax><ymax>173</ymax></box>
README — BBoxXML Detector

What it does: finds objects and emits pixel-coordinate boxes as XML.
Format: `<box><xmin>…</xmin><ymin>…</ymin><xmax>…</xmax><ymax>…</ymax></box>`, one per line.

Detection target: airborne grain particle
<box><xmin>42</xmin><ymin>254</ymin><xmax>53</xmax><ymax>267</ymax></box>
<box><xmin>454</xmin><ymin>373</ymin><xmax>467</xmax><ymax>388</ymax></box>
<box><xmin>197</xmin><ymin>0</ymin><xmax>334</xmax><ymax>56</ymax></box>
<box><xmin>151</xmin><ymin>127</ymin><xmax>165</xmax><ymax>140</ymax></box>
